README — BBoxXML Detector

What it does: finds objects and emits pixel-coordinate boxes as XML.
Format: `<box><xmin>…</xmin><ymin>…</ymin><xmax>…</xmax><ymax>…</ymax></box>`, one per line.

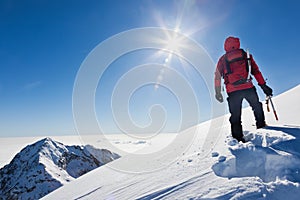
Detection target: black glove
<box><xmin>260</xmin><ymin>84</ymin><xmax>273</xmax><ymax>96</ymax></box>
<box><xmin>215</xmin><ymin>86</ymin><xmax>224</xmax><ymax>103</ymax></box>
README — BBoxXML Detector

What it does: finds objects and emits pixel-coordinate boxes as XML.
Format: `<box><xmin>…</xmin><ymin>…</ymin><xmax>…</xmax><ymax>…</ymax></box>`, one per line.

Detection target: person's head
<box><xmin>224</xmin><ymin>36</ymin><xmax>240</xmax><ymax>52</ymax></box>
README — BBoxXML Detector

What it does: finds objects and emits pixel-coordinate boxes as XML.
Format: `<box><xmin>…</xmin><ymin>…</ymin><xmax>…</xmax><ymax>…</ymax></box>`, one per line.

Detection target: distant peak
<box><xmin>40</xmin><ymin>137</ymin><xmax>53</xmax><ymax>142</ymax></box>
<box><xmin>0</xmin><ymin>137</ymin><xmax>120</xmax><ymax>199</ymax></box>
<box><xmin>35</xmin><ymin>137</ymin><xmax>60</xmax><ymax>147</ymax></box>
<box><xmin>24</xmin><ymin>137</ymin><xmax>66</xmax><ymax>155</ymax></box>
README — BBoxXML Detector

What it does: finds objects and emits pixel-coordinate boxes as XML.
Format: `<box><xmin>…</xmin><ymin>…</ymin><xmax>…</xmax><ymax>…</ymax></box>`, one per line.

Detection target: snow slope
<box><xmin>41</xmin><ymin>84</ymin><xmax>299</xmax><ymax>199</ymax></box>
<box><xmin>0</xmin><ymin>137</ymin><xmax>120</xmax><ymax>199</ymax></box>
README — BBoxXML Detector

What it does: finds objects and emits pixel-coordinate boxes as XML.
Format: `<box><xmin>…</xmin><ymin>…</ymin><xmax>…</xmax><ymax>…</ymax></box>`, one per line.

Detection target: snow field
<box><xmin>44</xmin><ymin>85</ymin><xmax>300</xmax><ymax>199</ymax></box>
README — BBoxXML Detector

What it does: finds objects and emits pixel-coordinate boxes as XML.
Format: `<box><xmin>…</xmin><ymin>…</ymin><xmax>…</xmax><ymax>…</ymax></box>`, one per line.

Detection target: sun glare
<box><xmin>154</xmin><ymin>31</ymin><xmax>185</xmax><ymax>91</ymax></box>
<box><xmin>151</xmin><ymin>1</ymin><xmax>199</xmax><ymax>91</ymax></box>
<box><xmin>166</xmin><ymin>35</ymin><xmax>180</xmax><ymax>53</ymax></box>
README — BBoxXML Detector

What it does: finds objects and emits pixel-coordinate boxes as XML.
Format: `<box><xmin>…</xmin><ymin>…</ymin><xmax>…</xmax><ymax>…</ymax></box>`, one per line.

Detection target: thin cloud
<box><xmin>24</xmin><ymin>81</ymin><xmax>42</xmax><ymax>90</ymax></box>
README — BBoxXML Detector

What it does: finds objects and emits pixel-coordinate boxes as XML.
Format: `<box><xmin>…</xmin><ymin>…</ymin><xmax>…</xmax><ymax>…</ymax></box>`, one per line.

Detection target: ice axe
<box><xmin>266</xmin><ymin>96</ymin><xmax>279</xmax><ymax>121</ymax></box>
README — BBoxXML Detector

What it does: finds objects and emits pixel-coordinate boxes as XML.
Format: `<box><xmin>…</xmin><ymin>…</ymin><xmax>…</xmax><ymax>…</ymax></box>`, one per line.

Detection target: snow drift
<box><xmin>213</xmin><ymin>127</ymin><xmax>300</xmax><ymax>182</ymax></box>
<box><xmin>0</xmin><ymin>137</ymin><xmax>120</xmax><ymax>199</ymax></box>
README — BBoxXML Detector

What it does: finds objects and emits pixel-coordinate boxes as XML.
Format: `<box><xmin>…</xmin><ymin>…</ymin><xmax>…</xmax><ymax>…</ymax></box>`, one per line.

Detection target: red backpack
<box><xmin>222</xmin><ymin>49</ymin><xmax>251</xmax><ymax>86</ymax></box>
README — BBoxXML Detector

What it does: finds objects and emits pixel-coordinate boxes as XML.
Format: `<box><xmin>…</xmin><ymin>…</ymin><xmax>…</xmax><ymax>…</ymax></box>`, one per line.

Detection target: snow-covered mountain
<box><xmin>43</xmin><ymin>84</ymin><xmax>300</xmax><ymax>200</ymax></box>
<box><xmin>0</xmin><ymin>137</ymin><xmax>120</xmax><ymax>200</ymax></box>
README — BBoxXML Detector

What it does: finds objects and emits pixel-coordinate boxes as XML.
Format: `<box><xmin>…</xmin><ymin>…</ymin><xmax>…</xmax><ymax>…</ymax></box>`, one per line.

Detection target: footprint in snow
<box><xmin>211</xmin><ymin>152</ymin><xmax>219</xmax><ymax>157</ymax></box>
<box><xmin>218</xmin><ymin>156</ymin><xmax>226</xmax><ymax>162</ymax></box>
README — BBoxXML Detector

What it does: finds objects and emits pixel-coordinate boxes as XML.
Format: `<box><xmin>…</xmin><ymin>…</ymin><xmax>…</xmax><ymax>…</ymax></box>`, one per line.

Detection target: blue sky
<box><xmin>1</xmin><ymin>0</ymin><xmax>300</xmax><ymax>137</ymax></box>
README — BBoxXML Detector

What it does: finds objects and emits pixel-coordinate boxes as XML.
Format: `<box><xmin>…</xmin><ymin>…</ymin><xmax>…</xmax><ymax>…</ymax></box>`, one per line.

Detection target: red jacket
<box><xmin>214</xmin><ymin>37</ymin><xmax>266</xmax><ymax>94</ymax></box>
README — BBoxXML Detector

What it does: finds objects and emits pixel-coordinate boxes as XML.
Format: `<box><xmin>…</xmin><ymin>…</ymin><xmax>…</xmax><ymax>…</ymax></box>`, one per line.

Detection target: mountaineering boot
<box><xmin>257</xmin><ymin>122</ymin><xmax>267</xmax><ymax>129</ymax></box>
<box><xmin>231</xmin><ymin>123</ymin><xmax>245</xmax><ymax>142</ymax></box>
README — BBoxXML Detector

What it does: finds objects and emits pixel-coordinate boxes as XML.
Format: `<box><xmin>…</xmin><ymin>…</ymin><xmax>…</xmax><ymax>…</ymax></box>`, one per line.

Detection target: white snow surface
<box><xmin>1</xmin><ymin>84</ymin><xmax>299</xmax><ymax>199</ymax></box>
<box><xmin>41</xmin><ymin>84</ymin><xmax>300</xmax><ymax>200</ymax></box>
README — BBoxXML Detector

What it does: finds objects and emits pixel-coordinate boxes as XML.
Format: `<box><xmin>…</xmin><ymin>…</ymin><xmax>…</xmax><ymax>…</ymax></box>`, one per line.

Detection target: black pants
<box><xmin>227</xmin><ymin>87</ymin><xmax>266</xmax><ymax>141</ymax></box>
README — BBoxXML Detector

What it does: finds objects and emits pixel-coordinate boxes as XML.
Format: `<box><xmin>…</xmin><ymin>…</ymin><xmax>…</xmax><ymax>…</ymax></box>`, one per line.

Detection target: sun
<box><xmin>166</xmin><ymin>35</ymin><xmax>180</xmax><ymax>53</ymax></box>
<box><xmin>151</xmin><ymin>8</ymin><xmax>195</xmax><ymax>91</ymax></box>
<box><xmin>154</xmin><ymin>30</ymin><xmax>188</xmax><ymax>90</ymax></box>
<box><xmin>162</xmin><ymin>29</ymin><xmax>187</xmax><ymax>55</ymax></box>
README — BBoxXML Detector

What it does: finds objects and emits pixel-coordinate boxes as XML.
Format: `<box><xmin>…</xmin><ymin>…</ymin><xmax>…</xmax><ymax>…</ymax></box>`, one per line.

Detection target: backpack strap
<box><xmin>246</xmin><ymin>49</ymin><xmax>251</xmax><ymax>80</ymax></box>
<box><xmin>224</xmin><ymin>56</ymin><xmax>232</xmax><ymax>74</ymax></box>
